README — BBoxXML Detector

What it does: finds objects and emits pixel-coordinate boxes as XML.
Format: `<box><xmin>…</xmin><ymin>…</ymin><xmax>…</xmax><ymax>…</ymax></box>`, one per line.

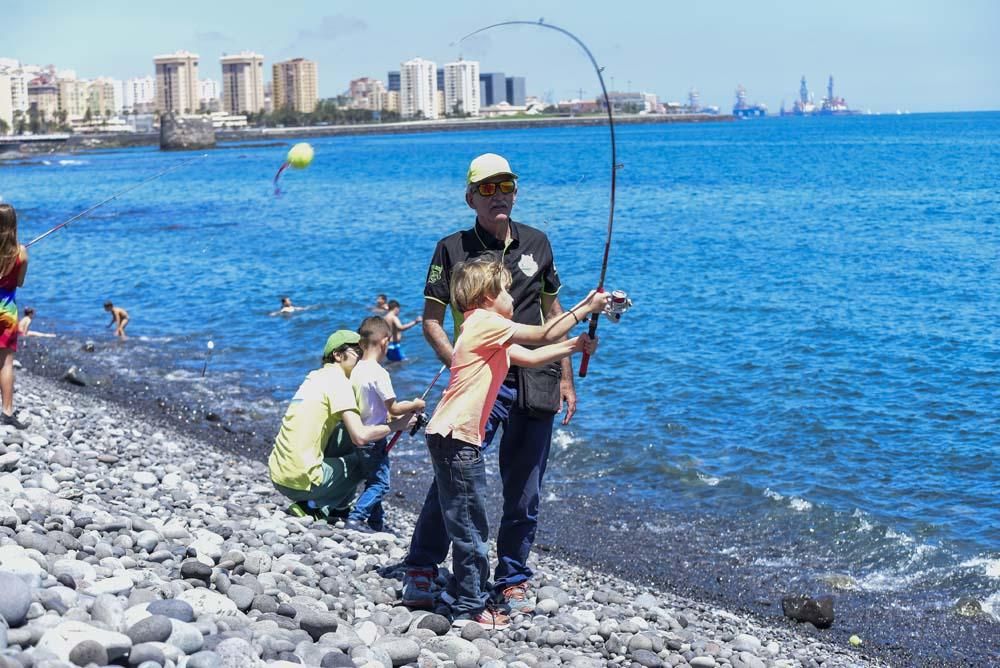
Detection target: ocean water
<box><xmin>3</xmin><ymin>113</ymin><xmax>999</xmax><ymax>627</ymax></box>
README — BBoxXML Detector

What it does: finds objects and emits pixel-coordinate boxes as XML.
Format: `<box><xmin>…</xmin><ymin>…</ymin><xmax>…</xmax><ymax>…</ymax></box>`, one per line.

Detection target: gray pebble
<box><xmin>128</xmin><ymin>614</ymin><xmax>174</xmax><ymax>644</ymax></box>
<box><xmin>128</xmin><ymin>641</ymin><xmax>166</xmax><ymax>666</ymax></box>
<box><xmin>186</xmin><ymin>650</ymin><xmax>223</xmax><ymax>668</ymax></box>
<box><xmin>0</xmin><ymin>572</ymin><xmax>31</xmax><ymax>628</ymax></box>
<box><xmin>69</xmin><ymin>639</ymin><xmax>109</xmax><ymax>666</ymax></box>
<box><xmin>147</xmin><ymin>598</ymin><xmax>195</xmax><ymax>622</ymax></box>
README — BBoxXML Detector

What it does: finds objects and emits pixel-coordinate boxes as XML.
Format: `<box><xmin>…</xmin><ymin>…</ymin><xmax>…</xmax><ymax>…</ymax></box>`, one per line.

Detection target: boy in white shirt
<box><xmin>346</xmin><ymin>316</ymin><xmax>426</xmax><ymax>533</ymax></box>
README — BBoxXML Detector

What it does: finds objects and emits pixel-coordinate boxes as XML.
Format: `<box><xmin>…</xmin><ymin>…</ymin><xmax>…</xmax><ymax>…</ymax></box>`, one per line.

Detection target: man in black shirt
<box><xmin>403</xmin><ymin>153</ymin><xmax>577</xmax><ymax>615</ymax></box>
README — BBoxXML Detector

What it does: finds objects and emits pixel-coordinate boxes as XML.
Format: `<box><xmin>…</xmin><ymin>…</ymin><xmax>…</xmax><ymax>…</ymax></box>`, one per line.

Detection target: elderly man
<box><xmin>403</xmin><ymin>153</ymin><xmax>577</xmax><ymax>615</ymax></box>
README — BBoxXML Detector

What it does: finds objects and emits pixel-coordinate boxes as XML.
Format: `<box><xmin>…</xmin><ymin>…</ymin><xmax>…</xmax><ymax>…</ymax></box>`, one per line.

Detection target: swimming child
<box><xmin>16</xmin><ymin>307</ymin><xmax>54</xmax><ymax>339</ymax></box>
<box><xmin>270</xmin><ymin>296</ymin><xmax>305</xmax><ymax>315</ymax></box>
<box><xmin>0</xmin><ymin>204</ymin><xmax>29</xmax><ymax>429</ymax></box>
<box><xmin>372</xmin><ymin>294</ymin><xmax>389</xmax><ymax>313</ymax></box>
<box><xmin>104</xmin><ymin>301</ymin><xmax>129</xmax><ymax>339</ymax></box>
<box><xmin>384</xmin><ymin>299</ymin><xmax>422</xmax><ymax>362</ymax></box>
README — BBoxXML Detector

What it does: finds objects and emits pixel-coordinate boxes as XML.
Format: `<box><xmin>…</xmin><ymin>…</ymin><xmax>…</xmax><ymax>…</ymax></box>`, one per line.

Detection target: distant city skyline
<box><xmin>4</xmin><ymin>0</ymin><xmax>998</xmax><ymax>113</ymax></box>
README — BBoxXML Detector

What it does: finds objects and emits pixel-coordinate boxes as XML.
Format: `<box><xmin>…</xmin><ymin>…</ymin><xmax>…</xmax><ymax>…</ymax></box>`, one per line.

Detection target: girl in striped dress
<box><xmin>0</xmin><ymin>204</ymin><xmax>29</xmax><ymax>429</ymax></box>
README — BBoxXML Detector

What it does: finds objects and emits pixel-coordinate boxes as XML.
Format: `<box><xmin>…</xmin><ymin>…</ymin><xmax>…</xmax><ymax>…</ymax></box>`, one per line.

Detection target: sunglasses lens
<box><xmin>499</xmin><ymin>181</ymin><xmax>515</xmax><ymax>193</ymax></box>
<box><xmin>478</xmin><ymin>183</ymin><xmax>497</xmax><ymax>196</ymax></box>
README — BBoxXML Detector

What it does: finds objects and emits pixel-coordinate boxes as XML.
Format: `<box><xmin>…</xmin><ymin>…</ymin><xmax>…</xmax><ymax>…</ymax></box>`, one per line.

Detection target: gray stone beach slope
<box><xmin>0</xmin><ymin>371</ymin><xmax>880</xmax><ymax>668</ymax></box>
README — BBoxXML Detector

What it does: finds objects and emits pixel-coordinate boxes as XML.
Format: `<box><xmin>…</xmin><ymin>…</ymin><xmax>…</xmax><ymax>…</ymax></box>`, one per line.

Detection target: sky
<box><xmin>5</xmin><ymin>0</ymin><xmax>998</xmax><ymax>113</ymax></box>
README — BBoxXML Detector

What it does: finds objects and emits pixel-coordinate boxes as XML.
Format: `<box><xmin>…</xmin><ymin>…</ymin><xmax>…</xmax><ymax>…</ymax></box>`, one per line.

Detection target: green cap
<box><xmin>322</xmin><ymin>330</ymin><xmax>360</xmax><ymax>358</ymax></box>
<box><xmin>467</xmin><ymin>153</ymin><xmax>518</xmax><ymax>184</ymax></box>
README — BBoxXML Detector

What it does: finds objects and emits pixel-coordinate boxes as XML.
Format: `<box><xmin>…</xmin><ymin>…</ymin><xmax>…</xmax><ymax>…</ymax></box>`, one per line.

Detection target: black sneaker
<box><xmin>343</xmin><ymin>518</ymin><xmax>376</xmax><ymax>534</ymax></box>
<box><xmin>1</xmin><ymin>413</ymin><xmax>27</xmax><ymax>430</ymax></box>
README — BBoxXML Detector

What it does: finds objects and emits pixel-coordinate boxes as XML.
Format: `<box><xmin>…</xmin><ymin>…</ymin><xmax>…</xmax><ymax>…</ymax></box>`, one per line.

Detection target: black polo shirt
<box><xmin>424</xmin><ymin>219</ymin><xmax>562</xmax><ymax>339</ymax></box>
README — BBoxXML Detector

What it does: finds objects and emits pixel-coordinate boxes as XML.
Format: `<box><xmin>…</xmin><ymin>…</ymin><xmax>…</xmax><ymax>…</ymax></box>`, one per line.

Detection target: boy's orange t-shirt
<box><xmin>426</xmin><ymin>309</ymin><xmax>517</xmax><ymax>446</ymax></box>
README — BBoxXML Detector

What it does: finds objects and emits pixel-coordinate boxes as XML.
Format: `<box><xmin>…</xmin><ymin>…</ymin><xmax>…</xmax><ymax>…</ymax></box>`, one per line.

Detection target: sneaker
<box><xmin>343</xmin><ymin>518</ymin><xmax>376</xmax><ymax>534</ymax></box>
<box><xmin>500</xmin><ymin>582</ymin><xmax>535</xmax><ymax>614</ymax></box>
<box><xmin>0</xmin><ymin>413</ymin><xmax>27</xmax><ymax>430</ymax></box>
<box><xmin>401</xmin><ymin>567</ymin><xmax>436</xmax><ymax>609</ymax></box>
<box><xmin>452</xmin><ymin>607</ymin><xmax>510</xmax><ymax>631</ymax></box>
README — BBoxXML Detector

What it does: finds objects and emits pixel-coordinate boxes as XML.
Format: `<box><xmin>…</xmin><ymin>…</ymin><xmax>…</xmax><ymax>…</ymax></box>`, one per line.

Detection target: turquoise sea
<box><xmin>3</xmin><ymin>112</ymin><xmax>998</xmax><ymax>662</ymax></box>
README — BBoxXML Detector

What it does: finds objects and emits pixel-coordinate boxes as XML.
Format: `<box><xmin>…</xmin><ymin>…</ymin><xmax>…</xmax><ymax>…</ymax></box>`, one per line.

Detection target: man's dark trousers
<box><xmin>405</xmin><ymin>382</ymin><xmax>555</xmax><ymax>593</ymax></box>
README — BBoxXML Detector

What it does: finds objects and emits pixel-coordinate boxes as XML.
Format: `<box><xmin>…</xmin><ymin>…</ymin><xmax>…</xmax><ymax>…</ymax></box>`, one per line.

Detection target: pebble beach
<box><xmin>0</xmin><ymin>369</ymin><xmax>884</xmax><ymax>668</ymax></box>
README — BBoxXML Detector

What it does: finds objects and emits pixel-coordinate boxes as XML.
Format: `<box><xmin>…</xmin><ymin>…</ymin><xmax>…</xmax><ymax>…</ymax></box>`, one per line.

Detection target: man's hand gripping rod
<box><xmin>385</xmin><ymin>364</ymin><xmax>448</xmax><ymax>453</ymax></box>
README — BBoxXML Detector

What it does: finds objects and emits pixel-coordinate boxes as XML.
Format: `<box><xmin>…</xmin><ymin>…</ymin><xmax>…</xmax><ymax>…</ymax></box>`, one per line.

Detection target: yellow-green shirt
<box><xmin>268</xmin><ymin>363</ymin><xmax>360</xmax><ymax>490</ymax></box>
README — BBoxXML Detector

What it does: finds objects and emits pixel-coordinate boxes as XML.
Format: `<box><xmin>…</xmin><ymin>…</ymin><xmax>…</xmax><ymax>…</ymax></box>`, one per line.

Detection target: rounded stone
<box><xmin>186</xmin><ymin>650</ymin><xmax>224</xmax><ymax>668</ymax></box>
<box><xmin>69</xmin><ymin>639</ymin><xmax>109</xmax><ymax>666</ymax></box>
<box><xmin>128</xmin><ymin>641</ymin><xmax>166</xmax><ymax>666</ymax></box>
<box><xmin>147</xmin><ymin>598</ymin><xmax>195</xmax><ymax>622</ymax></box>
<box><xmin>180</xmin><ymin>559</ymin><xmax>213</xmax><ymax>582</ymax></box>
<box><xmin>321</xmin><ymin>651</ymin><xmax>356</xmax><ymax>667</ymax></box>
<box><xmin>632</xmin><ymin>649</ymin><xmax>663</xmax><ymax>668</ymax></box>
<box><xmin>415</xmin><ymin>613</ymin><xmax>451</xmax><ymax>635</ymax></box>
<box><xmin>225</xmin><ymin>584</ymin><xmax>254</xmax><ymax>611</ymax></box>
<box><xmin>0</xmin><ymin>571</ymin><xmax>31</xmax><ymax>627</ymax></box>
<box><xmin>127</xmin><ymin>614</ymin><xmax>174</xmax><ymax>644</ymax></box>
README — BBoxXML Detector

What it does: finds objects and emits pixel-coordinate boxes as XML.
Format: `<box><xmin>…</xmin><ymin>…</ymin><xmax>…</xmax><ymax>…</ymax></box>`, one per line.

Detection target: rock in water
<box><xmin>62</xmin><ymin>366</ymin><xmax>89</xmax><ymax>387</ymax></box>
<box><xmin>160</xmin><ymin>112</ymin><xmax>216</xmax><ymax>151</ymax></box>
<box><xmin>781</xmin><ymin>594</ymin><xmax>834</xmax><ymax>629</ymax></box>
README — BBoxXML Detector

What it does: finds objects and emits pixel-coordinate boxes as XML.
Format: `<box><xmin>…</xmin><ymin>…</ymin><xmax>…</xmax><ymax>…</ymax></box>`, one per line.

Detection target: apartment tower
<box><xmin>400</xmin><ymin>57</ymin><xmax>436</xmax><ymax>120</ymax></box>
<box><xmin>272</xmin><ymin>58</ymin><xmax>318</xmax><ymax>113</ymax></box>
<box><xmin>154</xmin><ymin>51</ymin><xmax>200</xmax><ymax>114</ymax></box>
<box><xmin>221</xmin><ymin>52</ymin><xmax>265</xmax><ymax>115</ymax></box>
<box><xmin>443</xmin><ymin>60</ymin><xmax>480</xmax><ymax>117</ymax></box>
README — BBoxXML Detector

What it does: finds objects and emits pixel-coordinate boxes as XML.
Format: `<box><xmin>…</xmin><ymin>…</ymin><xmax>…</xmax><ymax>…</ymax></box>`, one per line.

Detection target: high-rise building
<box><xmin>6</xmin><ymin>69</ymin><xmax>30</xmax><ymax>113</ymax></box>
<box><xmin>443</xmin><ymin>60</ymin><xmax>480</xmax><ymax>117</ymax></box>
<box><xmin>87</xmin><ymin>78</ymin><xmax>121</xmax><ymax>118</ymax></box>
<box><xmin>272</xmin><ymin>58</ymin><xmax>318</xmax><ymax>113</ymax></box>
<box><xmin>436</xmin><ymin>68</ymin><xmax>445</xmax><ymax>92</ymax></box>
<box><xmin>400</xmin><ymin>57</ymin><xmax>436</xmax><ymax>119</ymax></box>
<box><xmin>387</xmin><ymin>71</ymin><xmax>400</xmax><ymax>92</ymax></box>
<box><xmin>479</xmin><ymin>72</ymin><xmax>506</xmax><ymax>106</ymax></box>
<box><xmin>124</xmin><ymin>76</ymin><xmax>156</xmax><ymax>113</ymax></box>
<box><xmin>154</xmin><ymin>51</ymin><xmax>200</xmax><ymax>114</ymax></box>
<box><xmin>27</xmin><ymin>79</ymin><xmax>58</xmax><ymax>120</ymax></box>
<box><xmin>57</xmin><ymin>78</ymin><xmax>89</xmax><ymax>120</ymax></box>
<box><xmin>220</xmin><ymin>52</ymin><xmax>265</xmax><ymax>115</ymax></box>
<box><xmin>383</xmin><ymin>90</ymin><xmax>399</xmax><ymax>113</ymax></box>
<box><xmin>0</xmin><ymin>73</ymin><xmax>13</xmax><ymax>130</ymax></box>
<box><xmin>505</xmin><ymin>76</ymin><xmax>526</xmax><ymax>106</ymax></box>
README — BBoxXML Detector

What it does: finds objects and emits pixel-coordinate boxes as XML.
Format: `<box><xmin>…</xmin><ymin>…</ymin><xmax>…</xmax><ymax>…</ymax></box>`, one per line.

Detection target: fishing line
<box><xmin>385</xmin><ymin>364</ymin><xmax>447</xmax><ymax>453</ymax></box>
<box><xmin>26</xmin><ymin>153</ymin><xmax>209</xmax><ymax>248</ymax></box>
<box><xmin>458</xmin><ymin>20</ymin><xmax>618</xmax><ymax>377</ymax></box>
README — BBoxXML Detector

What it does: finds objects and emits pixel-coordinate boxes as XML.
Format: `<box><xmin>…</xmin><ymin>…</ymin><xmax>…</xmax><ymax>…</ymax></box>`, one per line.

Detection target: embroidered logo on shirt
<box><xmin>427</xmin><ymin>264</ymin><xmax>443</xmax><ymax>284</ymax></box>
<box><xmin>517</xmin><ymin>254</ymin><xmax>538</xmax><ymax>278</ymax></box>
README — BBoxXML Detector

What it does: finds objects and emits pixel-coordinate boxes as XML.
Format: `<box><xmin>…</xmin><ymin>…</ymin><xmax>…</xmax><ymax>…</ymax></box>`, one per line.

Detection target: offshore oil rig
<box><xmin>732</xmin><ymin>85</ymin><xmax>767</xmax><ymax>117</ymax></box>
<box><xmin>780</xmin><ymin>75</ymin><xmax>860</xmax><ymax>116</ymax></box>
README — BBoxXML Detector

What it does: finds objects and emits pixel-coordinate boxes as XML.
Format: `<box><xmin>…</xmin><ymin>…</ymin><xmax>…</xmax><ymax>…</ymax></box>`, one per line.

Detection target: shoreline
<box><xmin>0</xmin><ymin>113</ymin><xmax>730</xmax><ymax>159</ymax></box>
<box><xmin>15</xmin><ymin>334</ymin><xmax>1000</xmax><ymax>666</ymax></box>
<box><xmin>1</xmin><ymin>367</ymin><xmax>882</xmax><ymax>668</ymax></box>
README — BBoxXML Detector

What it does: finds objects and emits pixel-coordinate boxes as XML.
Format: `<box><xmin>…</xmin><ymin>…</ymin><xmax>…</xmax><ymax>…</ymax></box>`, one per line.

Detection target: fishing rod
<box><xmin>458</xmin><ymin>20</ymin><xmax>619</xmax><ymax>377</ymax></box>
<box><xmin>385</xmin><ymin>364</ymin><xmax>447</xmax><ymax>453</ymax></box>
<box><xmin>26</xmin><ymin>153</ymin><xmax>208</xmax><ymax>248</ymax></box>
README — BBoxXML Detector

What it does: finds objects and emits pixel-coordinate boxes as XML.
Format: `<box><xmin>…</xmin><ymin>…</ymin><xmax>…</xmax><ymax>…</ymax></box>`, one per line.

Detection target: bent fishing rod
<box><xmin>26</xmin><ymin>153</ymin><xmax>208</xmax><ymax>248</ymax></box>
<box><xmin>459</xmin><ymin>20</ymin><xmax>618</xmax><ymax>377</ymax></box>
<box><xmin>385</xmin><ymin>364</ymin><xmax>448</xmax><ymax>453</ymax></box>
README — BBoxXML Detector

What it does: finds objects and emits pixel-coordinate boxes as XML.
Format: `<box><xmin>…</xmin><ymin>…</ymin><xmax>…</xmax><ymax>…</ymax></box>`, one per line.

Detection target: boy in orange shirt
<box><xmin>410</xmin><ymin>253</ymin><xmax>607</xmax><ymax>629</ymax></box>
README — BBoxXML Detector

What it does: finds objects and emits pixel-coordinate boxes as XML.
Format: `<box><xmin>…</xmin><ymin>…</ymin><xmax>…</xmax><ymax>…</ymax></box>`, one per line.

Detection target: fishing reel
<box><xmin>409</xmin><ymin>413</ymin><xmax>428</xmax><ymax>436</ymax></box>
<box><xmin>603</xmin><ymin>290</ymin><xmax>632</xmax><ymax>323</ymax></box>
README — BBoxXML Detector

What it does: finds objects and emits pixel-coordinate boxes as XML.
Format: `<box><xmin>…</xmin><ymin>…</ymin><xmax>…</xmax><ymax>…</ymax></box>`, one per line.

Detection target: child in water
<box><xmin>104</xmin><ymin>301</ymin><xmax>129</xmax><ymax>339</ymax></box>
<box><xmin>0</xmin><ymin>204</ymin><xmax>29</xmax><ymax>429</ymax></box>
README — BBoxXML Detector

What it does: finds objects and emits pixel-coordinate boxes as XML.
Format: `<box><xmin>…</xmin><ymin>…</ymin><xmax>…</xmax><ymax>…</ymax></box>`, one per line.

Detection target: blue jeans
<box><xmin>426</xmin><ymin>433</ymin><xmax>490</xmax><ymax>616</ymax></box>
<box><xmin>349</xmin><ymin>438</ymin><xmax>390</xmax><ymax>529</ymax></box>
<box><xmin>405</xmin><ymin>382</ymin><xmax>554</xmax><ymax>593</ymax></box>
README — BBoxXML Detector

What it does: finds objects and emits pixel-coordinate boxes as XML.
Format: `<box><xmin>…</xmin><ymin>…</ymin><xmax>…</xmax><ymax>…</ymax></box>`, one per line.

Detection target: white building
<box><xmin>400</xmin><ymin>57</ymin><xmax>437</xmax><ymax>120</ymax></box>
<box><xmin>124</xmin><ymin>76</ymin><xmax>156</xmax><ymax>113</ymax></box>
<box><xmin>220</xmin><ymin>52</ymin><xmax>265</xmax><ymax>115</ymax></box>
<box><xmin>443</xmin><ymin>59</ymin><xmax>480</xmax><ymax>117</ymax></box>
<box><xmin>199</xmin><ymin>78</ymin><xmax>220</xmax><ymax>106</ymax></box>
<box><xmin>6</xmin><ymin>69</ymin><xmax>30</xmax><ymax>113</ymax></box>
